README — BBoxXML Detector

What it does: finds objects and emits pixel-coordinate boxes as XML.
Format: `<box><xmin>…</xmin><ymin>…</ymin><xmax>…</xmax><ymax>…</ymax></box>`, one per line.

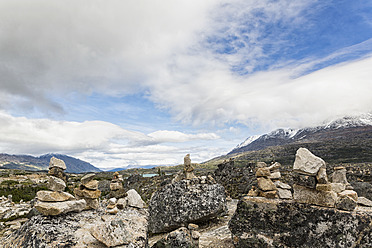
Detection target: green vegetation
<box><xmin>0</xmin><ymin>185</ymin><xmax>48</xmax><ymax>203</ymax></box>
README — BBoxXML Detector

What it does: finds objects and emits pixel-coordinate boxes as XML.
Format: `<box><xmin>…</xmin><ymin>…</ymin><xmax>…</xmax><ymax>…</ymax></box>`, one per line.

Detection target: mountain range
<box><xmin>0</xmin><ymin>153</ymin><xmax>101</xmax><ymax>173</ymax></box>
<box><xmin>224</xmin><ymin>113</ymin><xmax>372</xmax><ymax>165</ymax></box>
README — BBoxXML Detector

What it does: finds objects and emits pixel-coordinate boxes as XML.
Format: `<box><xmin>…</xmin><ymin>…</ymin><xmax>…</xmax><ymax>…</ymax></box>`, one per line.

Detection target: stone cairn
<box><xmin>248</xmin><ymin>161</ymin><xmax>292</xmax><ymax>199</ymax></box>
<box><xmin>74</xmin><ymin>174</ymin><xmax>101</xmax><ymax>210</ymax></box>
<box><xmin>109</xmin><ymin>172</ymin><xmax>126</xmax><ymax>199</ymax></box>
<box><xmin>35</xmin><ymin>157</ymin><xmax>86</xmax><ymax>215</ymax></box>
<box><xmin>172</xmin><ymin>154</ymin><xmax>197</xmax><ymax>183</ymax></box>
<box><xmin>293</xmin><ymin>147</ymin><xmax>360</xmax><ymax>210</ymax></box>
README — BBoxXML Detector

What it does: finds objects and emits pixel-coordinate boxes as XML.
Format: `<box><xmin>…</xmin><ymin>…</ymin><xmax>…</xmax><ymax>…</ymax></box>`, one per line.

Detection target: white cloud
<box><xmin>0</xmin><ymin>111</ymin><xmax>221</xmax><ymax>168</ymax></box>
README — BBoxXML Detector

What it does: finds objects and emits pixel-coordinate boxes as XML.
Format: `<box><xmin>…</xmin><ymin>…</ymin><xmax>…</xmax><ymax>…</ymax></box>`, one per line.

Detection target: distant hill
<box><xmin>209</xmin><ymin>114</ymin><xmax>372</xmax><ymax>166</ymax></box>
<box><xmin>0</xmin><ymin>153</ymin><xmax>101</xmax><ymax>173</ymax></box>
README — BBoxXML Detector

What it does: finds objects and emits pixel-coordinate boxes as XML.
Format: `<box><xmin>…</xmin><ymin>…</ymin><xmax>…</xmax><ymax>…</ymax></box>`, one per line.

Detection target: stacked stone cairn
<box><xmin>293</xmin><ymin>147</ymin><xmax>360</xmax><ymax>210</ymax></box>
<box><xmin>35</xmin><ymin>157</ymin><xmax>86</xmax><ymax>215</ymax></box>
<box><xmin>74</xmin><ymin>174</ymin><xmax>101</xmax><ymax>210</ymax></box>
<box><xmin>172</xmin><ymin>154</ymin><xmax>196</xmax><ymax>183</ymax></box>
<box><xmin>248</xmin><ymin>161</ymin><xmax>292</xmax><ymax>199</ymax></box>
<box><xmin>109</xmin><ymin>172</ymin><xmax>126</xmax><ymax>199</ymax></box>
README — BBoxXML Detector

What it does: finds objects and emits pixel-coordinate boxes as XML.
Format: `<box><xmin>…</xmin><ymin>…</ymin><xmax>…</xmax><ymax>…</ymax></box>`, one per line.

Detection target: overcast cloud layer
<box><xmin>0</xmin><ymin>0</ymin><xmax>371</xmax><ymax>169</ymax></box>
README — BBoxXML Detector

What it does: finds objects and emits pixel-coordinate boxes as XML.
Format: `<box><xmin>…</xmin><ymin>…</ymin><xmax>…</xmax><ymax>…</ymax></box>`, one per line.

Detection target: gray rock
<box><xmin>316</xmin><ymin>166</ymin><xmax>328</xmax><ymax>184</ymax></box>
<box><xmin>35</xmin><ymin>199</ymin><xmax>86</xmax><ymax>216</ymax></box>
<box><xmin>151</xmin><ymin>227</ymin><xmax>199</xmax><ymax>248</ymax></box>
<box><xmin>49</xmin><ymin>156</ymin><xmax>66</xmax><ymax>170</ymax></box>
<box><xmin>277</xmin><ymin>188</ymin><xmax>292</xmax><ymax>199</ymax></box>
<box><xmin>357</xmin><ymin>197</ymin><xmax>372</xmax><ymax>207</ymax></box>
<box><xmin>229</xmin><ymin>196</ymin><xmax>372</xmax><ymax>248</ymax></box>
<box><xmin>83</xmin><ymin>180</ymin><xmax>99</xmax><ymax>190</ymax></box>
<box><xmin>148</xmin><ymin>178</ymin><xmax>227</xmax><ymax>234</ymax></box>
<box><xmin>48</xmin><ymin>176</ymin><xmax>66</xmax><ymax>192</ymax></box>
<box><xmin>117</xmin><ymin>198</ymin><xmax>127</xmax><ymax>209</ymax></box>
<box><xmin>339</xmin><ymin>190</ymin><xmax>358</xmax><ymax>201</ymax></box>
<box><xmin>331</xmin><ymin>183</ymin><xmax>346</xmax><ymax>193</ymax></box>
<box><xmin>126</xmin><ymin>189</ymin><xmax>145</xmax><ymax>209</ymax></box>
<box><xmin>90</xmin><ymin>210</ymin><xmax>148</xmax><ymax>247</ymax></box>
<box><xmin>336</xmin><ymin>195</ymin><xmax>357</xmax><ymax>211</ymax></box>
<box><xmin>293</xmin><ymin>148</ymin><xmax>325</xmax><ymax>175</ymax></box>
<box><xmin>331</xmin><ymin>167</ymin><xmax>348</xmax><ymax>184</ymax></box>
<box><xmin>292</xmin><ymin>173</ymin><xmax>317</xmax><ymax>189</ymax></box>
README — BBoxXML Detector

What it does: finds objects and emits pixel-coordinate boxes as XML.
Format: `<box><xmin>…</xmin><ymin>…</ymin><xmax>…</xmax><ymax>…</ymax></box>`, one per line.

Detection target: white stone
<box><xmin>126</xmin><ymin>189</ymin><xmax>145</xmax><ymax>209</ymax></box>
<box><xmin>49</xmin><ymin>157</ymin><xmax>66</xmax><ymax>170</ymax></box>
<box><xmin>274</xmin><ymin>181</ymin><xmax>291</xmax><ymax>190</ymax></box>
<box><xmin>330</xmin><ymin>183</ymin><xmax>346</xmax><ymax>193</ymax></box>
<box><xmin>357</xmin><ymin>197</ymin><xmax>372</xmax><ymax>207</ymax></box>
<box><xmin>293</xmin><ymin>148</ymin><xmax>326</xmax><ymax>175</ymax></box>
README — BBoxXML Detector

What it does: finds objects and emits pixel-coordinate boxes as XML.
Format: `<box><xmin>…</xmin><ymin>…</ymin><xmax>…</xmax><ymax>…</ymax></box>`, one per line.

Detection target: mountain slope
<box><xmin>0</xmin><ymin>153</ymin><xmax>101</xmax><ymax>173</ymax></box>
<box><xmin>229</xmin><ymin>113</ymin><xmax>372</xmax><ymax>155</ymax></box>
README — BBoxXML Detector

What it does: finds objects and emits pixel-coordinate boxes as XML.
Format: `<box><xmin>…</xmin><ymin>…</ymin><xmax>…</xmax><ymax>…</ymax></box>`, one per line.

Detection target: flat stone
<box><xmin>49</xmin><ymin>157</ymin><xmax>66</xmax><ymax>170</ymax></box>
<box><xmin>81</xmin><ymin>174</ymin><xmax>95</xmax><ymax>185</ymax></box>
<box><xmin>37</xmin><ymin>191</ymin><xmax>75</xmax><ymax>202</ymax></box>
<box><xmin>316</xmin><ymin>184</ymin><xmax>332</xmax><ymax>192</ymax></box>
<box><xmin>357</xmin><ymin>197</ymin><xmax>372</xmax><ymax>207</ymax></box>
<box><xmin>330</xmin><ymin>183</ymin><xmax>346</xmax><ymax>193</ymax></box>
<box><xmin>336</xmin><ymin>195</ymin><xmax>357</xmax><ymax>211</ymax></box>
<box><xmin>247</xmin><ymin>188</ymin><xmax>259</xmax><ymax>197</ymax></box>
<box><xmin>293</xmin><ymin>148</ymin><xmax>325</xmax><ymax>175</ymax></box>
<box><xmin>277</xmin><ymin>188</ymin><xmax>292</xmax><ymax>199</ymax></box>
<box><xmin>274</xmin><ymin>181</ymin><xmax>291</xmax><ymax>190</ymax></box>
<box><xmin>48</xmin><ymin>176</ymin><xmax>66</xmax><ymax>192</ymax></box>
<box><xmin>83</xmin><ymin>180</ymin><xmax>98</xmax><ymax>190</ymax></box>
<box><xmin>268</xmin><ymin>162</ymin><xmax>281</xmax><ymax>171</ymax></box>
<box><xmin>188</xmin><ymin>223</ymin><xmax>199</xmax><ymax>230</ymax></box>
<box><xmin>292</xmin><ymin>173</ymin><xmax>317</xmax><ymax>189</ymax></box>
<box><xmin>127</xmin><ymin>189</ymin><xmax>145</xmax><ymax>209</ymax></box>
<box><xmin>257</xmin><ymin>177</ymin><xmax>277</xmax><ymax>191</ymax></box>
<box><xmin>256</xmin><ymin>167</ymin><xmax>271</xmax><ymax>177</ymax></box>
<box><xmin>107</xmin><ymin>207</ymin><xmax>119</xmax><ymax>215</ymax></box>
<box><xmin>48</xmin><ymin>167</ymin><xmax>67</xmax><ymax>182</ymax></box>
<box><xmin>338</xmin><ymin>190</ymin><xmax>358</xmax><ymax>201</ymax></box>
<box><xmin>74</xmin><ymin>188</ymin><xmax>101</xmax><ymax>199</ymax></box>
<box><xmin>293</xmin><ymin>184</ymin><xmax>337</xmax><ymax>208</ymax></box>
<box><xmin>35</xmin><ymin>199</ymin><xmax>86</xmax><ymax>216</ymax></box>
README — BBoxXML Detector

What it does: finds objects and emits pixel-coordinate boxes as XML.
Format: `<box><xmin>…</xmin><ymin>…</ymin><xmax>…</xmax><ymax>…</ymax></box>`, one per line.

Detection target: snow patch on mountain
<box><xmin>235</xmin><ymin>135</ymin><xmax>261</xmax><ymax>149</ymax></box>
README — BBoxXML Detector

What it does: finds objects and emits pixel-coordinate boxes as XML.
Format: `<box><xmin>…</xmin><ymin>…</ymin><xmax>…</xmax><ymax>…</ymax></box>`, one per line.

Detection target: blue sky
<box><xmin>0</xmin><ymin>0</ymin><xmax>371</xmax><ymax>169</ymax></box>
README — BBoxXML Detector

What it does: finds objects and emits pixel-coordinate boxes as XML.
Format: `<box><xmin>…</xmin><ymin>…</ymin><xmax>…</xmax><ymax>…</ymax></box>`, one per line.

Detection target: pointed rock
<box><xmin>293</xmin><ymin>148</ymin><xmax>325</xmax><ymax>175</ymax></box>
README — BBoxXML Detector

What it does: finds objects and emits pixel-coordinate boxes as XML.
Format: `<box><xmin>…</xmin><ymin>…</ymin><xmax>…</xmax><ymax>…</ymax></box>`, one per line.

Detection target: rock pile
<box><xmin>248</xmin><ymin>162</ymin><xmax>292</xmax><ymax>199</ymax></box>
<box><xmin>74</xmin><ymin>173</ymin><xmax>101</xmax><ymax>210</ymax></box>
<box><xmin>0</xmin><ymin>195</ymin><xmax>31</xmax><ymax>236</ymax></box>
<box><xmin>172</xmin><ymin>154</ymin><xmax>196</xmax><ymax>183</ymax></box>
<box><xmin>106</xmin><ymin>189</ymin><xmax>145</xmax><ymax>215</ymax></box>
<box><xmin>109</xmin><ymin>171</ymin><xmax>126</xmax><ymax>198</ymax></box>
<box><xmin>34</xmin><ymin>157</ymin><xmax>86</xmax><ymax>216</ymax></box>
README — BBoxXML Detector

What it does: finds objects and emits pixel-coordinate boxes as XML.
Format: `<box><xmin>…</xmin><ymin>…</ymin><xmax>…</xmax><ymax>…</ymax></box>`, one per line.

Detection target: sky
<box><xmin>0</xmin><ymin>0</ymin><xmax>372</xmax><ymax>170</ymax></box>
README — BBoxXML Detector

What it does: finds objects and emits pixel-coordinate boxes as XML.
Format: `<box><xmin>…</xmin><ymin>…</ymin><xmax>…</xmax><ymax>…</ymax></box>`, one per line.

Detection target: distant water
<box><xmin>142</xmin><ymin>173</ymin><xmax>158</xmax><ymax>177</ymax></box>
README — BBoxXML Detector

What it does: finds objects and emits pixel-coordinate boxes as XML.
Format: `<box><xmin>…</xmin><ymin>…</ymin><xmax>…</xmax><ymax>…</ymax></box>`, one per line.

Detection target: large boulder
<box><xmin>1</xmin><ymin>208</ymin><xmax>148</xmax><ymax>248</ymax></box>
<box><xmin>126</xmin><ymin>189</ymin><xmax>145</xmax><ymax>209</ymax></box>
<box><xmin>229</xmin><ymin>196</ymin><xmax>372</xmax><ymax>248</ymax></box>
<box><xmin>148</xmin><ymin>178</ymin><xmax>227</xmax><ymax>234</ymax></box>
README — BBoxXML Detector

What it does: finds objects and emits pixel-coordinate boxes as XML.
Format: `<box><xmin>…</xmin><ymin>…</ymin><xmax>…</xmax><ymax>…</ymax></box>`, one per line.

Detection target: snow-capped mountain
<box><xmin>229</xmin><ymin>113</ymin><xmax>372</xmax><ymax>155</ymax></box>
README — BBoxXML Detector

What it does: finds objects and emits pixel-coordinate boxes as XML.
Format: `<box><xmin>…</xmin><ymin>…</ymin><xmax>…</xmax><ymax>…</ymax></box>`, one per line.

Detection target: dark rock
<box><xmin>148</xmin><ymin>178</ymin><xmax>227</xmax><ymax>234</ymax></box>
<box><xmin>229</xmin><ymin>197</ymin><xmax>372</xmax><ymax>248</ymax></box>
<box><xmin>292</xmin><ymin>172</ymin><xmax>317</xmax><ymax>189</ymax></box>
<box><xmin>336</xmin><ymin>196</ymin><xmax>357</xmax><ymax>211</ymax></box>
<box><xmin>352</xmin><ymin>181</ymin><xmax>372</xmax><ymax>201</ymax></box>
<box><xmin>151</xmin><ymin>227</ymin><xmax>199</xmax><ymax>248</ymax></box>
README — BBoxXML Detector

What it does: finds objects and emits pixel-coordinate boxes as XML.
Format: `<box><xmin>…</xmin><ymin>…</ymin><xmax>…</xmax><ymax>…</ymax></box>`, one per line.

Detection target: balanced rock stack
<box><xmin>35</xmin><ymin>157</ymin><xmax>86</xmax><ymax>215</ymax></box>
<box><xmin>109</xmin><ymin>172</ymin><xmax>126</xmax><ymax>198</ymax></box>
<box><xmin>293</xmin><ymin>148</ymin><xmax>338</xmax><ymax>208</ymax></box>
<box><xmin>248</xmin><ymin>161</ymin><xmax>292</xmax><ymax>199</ymax></box>
<box><xmin>172</xmin><ymin>154</ymin><xmax>197</xmax><ymax>183</ymax></box>
<box><xmin>74</xmin><ymin>174</ymin><xmax>101</xmax><ymax>210</ymax></box>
